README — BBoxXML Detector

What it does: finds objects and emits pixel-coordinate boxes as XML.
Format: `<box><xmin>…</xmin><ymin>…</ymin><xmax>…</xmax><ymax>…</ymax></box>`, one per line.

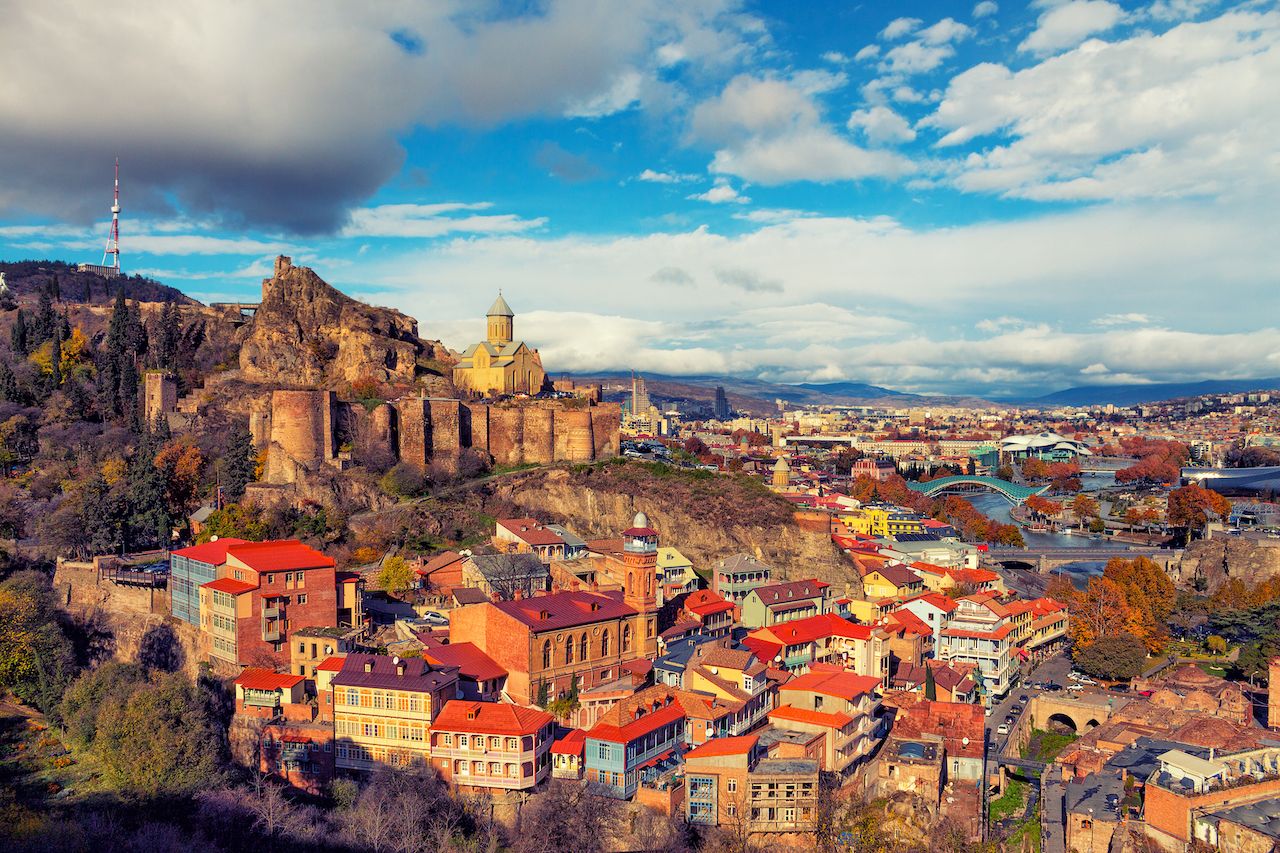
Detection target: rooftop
<box><xmin>235</xmin><ymin>668</ymin><xmax>306</xmax><ymax>692</ymax></box>
<box><xmin>228</xmin><ymin>539</ymin><xmax>335</xmax><ymax>573</ymax></box>
<box><xmin>171</xmin><ymin>537</ymin><xmax>248</xmax><ymax>565</ymax></box>
<box><xmin>424</xmin><ymin>642</ymin><xmax>507</xmax><ymax>682</ymax></box>
<box><xmin>493</xmin><ymin>589</ymin><xmax>637</xmax><ymax>631</ymax></box>
<box><xmin>331</xmin><ymin>653</ymin><xmax>459</xmax><ymax>692</ymax></box>
<box><xmin>433</xmin><ymin>699</ymin><xmax>552</xmax><ymax>736</ymax></box>
<box><xmin>780</xmin><ymin>669</ymin><xmax>880</xmax><ymax>701</ymax></box>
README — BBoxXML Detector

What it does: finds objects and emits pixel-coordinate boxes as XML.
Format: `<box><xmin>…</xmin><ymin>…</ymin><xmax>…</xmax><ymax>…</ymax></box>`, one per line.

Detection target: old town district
<box><xmin>153</xmin><ymin>505</ymin><xmax>1080</xmax><ymax>841</ymax></box>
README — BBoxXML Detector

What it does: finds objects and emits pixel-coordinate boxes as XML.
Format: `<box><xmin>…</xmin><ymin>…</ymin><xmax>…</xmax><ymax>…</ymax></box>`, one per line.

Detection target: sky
<box><xmin>0</xmin><ymin>0</ymin><xmax>1277</xmax><ymax>398</ymax></box>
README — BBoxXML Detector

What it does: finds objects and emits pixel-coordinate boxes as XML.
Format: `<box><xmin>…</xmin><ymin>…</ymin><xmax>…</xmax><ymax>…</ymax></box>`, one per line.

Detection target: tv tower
<box><xmin>100</xmin><ymin>157</ymin><xmax>121</xmax><ymax>273</ymax></box>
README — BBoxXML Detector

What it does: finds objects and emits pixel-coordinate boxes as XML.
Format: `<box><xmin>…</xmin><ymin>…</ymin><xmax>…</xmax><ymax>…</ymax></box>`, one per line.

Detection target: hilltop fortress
<box><xmin>148</xmin><ymin>256</ymin><xmax>618</xmax><ymax>508</ymax></box>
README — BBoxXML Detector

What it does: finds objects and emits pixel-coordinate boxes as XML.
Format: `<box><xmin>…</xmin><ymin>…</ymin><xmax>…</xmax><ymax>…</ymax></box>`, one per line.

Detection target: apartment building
<box><xmin>684</xmin><ymin>735</ymin><xmax>819</xmax><ymax>833</ymax></box>
<box><xmin>770</xmin><ymin>668</ymin><xmax>884</xmax><ymax>778</ymax></box>
<box><xmin>937</xmin><ymin>596</ymin><xmax>1019</xmax><ymax>704</ymax></box>
<box><xmin>331</xmin><ymin>653</ymin><xmax>459</xmax><ymax>772</ymax></box>
<box><xmin>711</xmin><ymin>554</ymin><xmax>773</xmax><ymax>606</ymax></box>
<box><xmin>493</xmin><ymin>518</ymin><xmax>567</xmax><ymax>563</ymax></box>
<box><xmin>740</xmin><ymin>579</ymin><xmax>830</xmax><ymax>629</ymax></box>
<box><xmin>742</xmin><ymin>613</ymin><xmax>887</xmax><ymax>680</ymax></box>
<box><xmin>429</xmin><ymin>700</ymin><xmax>555</xmax><ymax>791</ymax></box>
<box><xmin>170</xmin><ymin>538</ymin><xmax>246</xmax><ymax>625</ymax></box>
<box><xmin>584</xmin><ymin>687</ymin><xmax>687</xmax><ymax>799</ymax></box>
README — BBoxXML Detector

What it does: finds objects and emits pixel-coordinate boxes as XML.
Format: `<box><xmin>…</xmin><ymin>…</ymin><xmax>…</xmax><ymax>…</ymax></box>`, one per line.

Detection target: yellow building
<box><xmin>332</xmin><ymin>653</ymin><xmax>459</xmax><ymax>772</ymax></box>
<box><xmin>839</xmin><ymin>507</ymin><xmax>926</xmax><ymax>538</ymax></box>
<box><xmin>453</xmin><ymin>294</ymin><xmax>547</xmax><ymax>397</ymax></box>
<box><xmin>861</xmin><ymin>564</ymin><xmax>926</xmax><ymax>601</ymax></box>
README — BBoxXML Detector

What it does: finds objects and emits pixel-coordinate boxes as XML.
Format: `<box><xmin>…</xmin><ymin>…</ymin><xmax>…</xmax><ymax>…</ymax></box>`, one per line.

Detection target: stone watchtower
<box><xmin>622</xmin><ymin>512</ymin><xmax>660</xmax><ymax>659</ymax></box>
<box><xmin>486</xmin><ymin>292</ymin><xmax>514</xmax><ymax>345</ymax></box>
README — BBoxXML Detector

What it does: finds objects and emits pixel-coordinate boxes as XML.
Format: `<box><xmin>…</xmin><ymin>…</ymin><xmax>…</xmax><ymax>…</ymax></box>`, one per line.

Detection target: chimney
<box><xmin>591</xmin><ymin>579</ymin><xmax>599</xmax><ymax>592</ymax></box>
<box><xmin>550</xmin><ymin>581</ymin><xmax>561</xmax><ymax>595</ymax></box>
<box><xmin>570</xmin><ymin>579</ymin><xmax>581</xmax><ymax>592</ymax></box>
<box><xmin>491</xmin><ymin>590</ymin><xmax>501</xmax><ymax>603</ymax></box>
<box><xmin>364</xmin><ymin>660</ymin><xmax>373</xmax><ymax>673</ymax></box>
<box><xmin>514</xmin><ymin>588</ymin><xmax>525</xmax><ymax>601</ymax></box>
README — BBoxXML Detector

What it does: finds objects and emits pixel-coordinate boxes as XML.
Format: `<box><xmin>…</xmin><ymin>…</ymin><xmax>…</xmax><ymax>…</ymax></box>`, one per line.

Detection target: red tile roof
<box><xmin>497</xmin><ymin>518</ymin><xmax>565</xmax><ymax>547</ymax></box>
<box><xmin>172</xmin><ymin>538</ymin><xmax>248</xmax><ymax>564</ymax></box>
<box><xmin>684</xmin><ymin>734</ymin><xmax>759</xmax><ymax>759</ymax></box>
<box><xmin>945</xmin><ymin>567</ymin><xmax>1000</xmax><ymax>584</ymax></box>
<box><xmin>942</xmin><ymin>623</ymin><xmax>1014</xmax><ymax>641</ymax></box>
<box><xmin>587</xmin><ymin>687</ymin><xmax>688</xmax><ymax>744</ymax></box>
<box><xmin>316</xmin><ymin>656</ymin><xmax>345</xmax><ymax>672</ymax></box>
<box><xmin>884</xmin><ymin>609</ymin><xmax>932</xmax><ymax>637</ymax></box>
<box><xmin>493</xmin><ymin>589</ymin><xmax>637</xmax><ymax>631</ymax></box>
<box><xmin>551</xmin><ymin>728</ymin><xmax>586</xmax><ymax>755</ymax></box>
<box><xmin>235</xmin><ymin>668</ymin><xmax>305</xmax><ymax>691</ymax></box>
<box><xmin>622</xmin><ymin>526</ymin><xmax>659</xmax><ymax>537</ymax></box>
<box><xmin>889</xmin><ymin>696</ymin><xmax>984</xmax><ymax>759</ymax></box>
<box><xmin>433</xmin><ymin>700</ymin><xmax>553</xmax><ymax>736</ymax></box>
<box><xmin>780</xmin><ymin>669</ymin><xmax>881</xmax><ymax>701</ymax></box>
<box><xmin>202</xmin><ymin>577</ymin><xmax>257</xmax><ymax>594</ymax></box>
<box><xmin>903</xmin><ymin>591</ymin><xmax>958</xmax><ymax>613</ymax></box>
<box><xmin>684</xmin><ymin>589</ymin><xmax>734</xmax><ymax>618</ymax></box>
<box><xmin>769</xmin><ymin>704</ymin><xmax>854</xmax><ymax>729</ymax></box>
<box><xmin>424</xmin><ymin>642</ymin><xmax>507</xmax><ymax>682</ymax></box>
<box><xmin>750</xmin><ymin>613</ymin><xmax>873</xmax><ymax>647</ymax></box>
<box><xmin>227</xmin><ymin>539</ymin><xmax>335</xmax><ymax>572</ymax></box>
<box><xmin>418</xmin><ymin>550</ymin><xmax>465</xmax><ymax>576</ymax></box>
<box><xmin>740</xmin><ymin>636</ymin><xmax>783</xmax><ymax>664</ymax></box>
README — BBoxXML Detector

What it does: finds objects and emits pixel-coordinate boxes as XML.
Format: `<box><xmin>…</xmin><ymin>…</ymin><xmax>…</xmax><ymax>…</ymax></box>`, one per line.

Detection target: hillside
<box><xmin>0</xmin><ymin>260</ymin><xmax>194</xmax><ymax>304</ymax></box>
<box><xmin>1023</xmin><ymin>377</ymin><xmax>1280</xmax><ymax>407</ymax></box>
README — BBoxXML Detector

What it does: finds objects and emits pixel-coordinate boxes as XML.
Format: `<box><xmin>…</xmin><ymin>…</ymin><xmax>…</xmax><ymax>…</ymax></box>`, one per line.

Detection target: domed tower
<box><xmin>622</xmin><ymin>511</ymin><xmax>659</xmax><ymax>658</ymax></box>
<box><xmin>486</xmin><ymin>292</ymin><xmax>514</xmax><ymax>345</ymax></box>
<box><xmin>771</xmin><ymin>456</ymin><xmax>791</xmax><ymax>488</ymax></box>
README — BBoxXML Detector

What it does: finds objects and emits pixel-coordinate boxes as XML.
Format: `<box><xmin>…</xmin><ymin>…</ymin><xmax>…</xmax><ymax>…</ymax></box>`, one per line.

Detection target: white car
<box><xmin>997</xmin><ymin>724</ymin><xmax>1010</xmax><ymax>736</ymax></box>
<box><xmin>1067</xmin><ymin>684</ymin><xmax>1084</xmax><ymax>692</ymax></box>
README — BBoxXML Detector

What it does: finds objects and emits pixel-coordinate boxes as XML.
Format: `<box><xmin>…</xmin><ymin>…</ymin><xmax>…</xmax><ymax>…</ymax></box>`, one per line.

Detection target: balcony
<box><xmin>263</xmin><ymin>606</ymin><xmax>281</xmax><ymax>620</ymax></box>
<box><xmin>244</xmin><ymin>688</ymin><xmax>281</xmax><ymax>709</ymax></box>
<box><xmin>262</xmin><ymin>625</ymin><xmax>282</xmax><ymax>642</ymax></box>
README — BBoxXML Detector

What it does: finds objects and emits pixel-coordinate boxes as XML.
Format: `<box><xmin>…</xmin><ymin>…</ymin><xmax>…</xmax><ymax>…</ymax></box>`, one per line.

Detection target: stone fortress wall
<box><xmin>252</xmin><ymin>389</ymin><xmax>619</xmax><ymax>484</ymax></box>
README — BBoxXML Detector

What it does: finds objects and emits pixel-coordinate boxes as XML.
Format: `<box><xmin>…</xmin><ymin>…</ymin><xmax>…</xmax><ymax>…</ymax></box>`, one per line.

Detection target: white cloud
<box><xmin>688</xmin><ymin>179</ymin><xmax>751</xmax><ymax>204</ymax></box>
<box><xmin>847</xmin><ymin>106</ymin><xmax>917</xmax><ymax>144</ymax></box>
<box><xmin>973</xmin><ymin>1</ymin><xmax>999</xmax><ymax>19</ymax></box>
<box><xmin>1080</xmin><ymin>362</ymin><xmax>1110</xmax><ymax>374</ymax></box>
<box><xmin>1145</xmin><ymin>0</ymin><xmax>1216</xmax><ymax>22</ymax></box>
<box><xmin>821</xmin><ymin>51</ymin><xmax>849</xmax><ymax>63</ymax></box>
<box><xmin>342</xmin><ymin>203</ymin><xmax>546</xmax><ymax>238</ymax></box>
<box><xmin>918</xmin><ymin>18</ymin><xmax>973</xmax><ymax>45</ymax></box>
<box><xmin>927</xmin><ymin>11</ymin><xmax>1280</xmax><ymax>201</ymax></box>
<box><xmin>1019</xmin><ymin>1</ymin><xmax>1125</xmax><ymax>54</ymax></box>
<box><xmin>691</xmin><ymin>75</ymin><xmax>914</xmax><ymax>184</ymax></box>
<box><xmin>637</xmin><ymin>169</ymin><xmax>698</xmax><ymax>184</ymax></box>
<box><xmin>893</xmin><ymin>86</ymin><xmax>927</xmax><ymax>103</ymax></box>
<box><xmin>789</xmin><ymin>69</ymin><xmax>849</xmax><ymax>95</ymax></box>
<box><xmin>881</xmin><ymin>17</ymin><xmax>922</xmax><ymax>40</ymax></box>
<box><xmin>881</xmin><ymin>41</ymin><xmax>956</xmax><ymax>74</ymax></box>
<box><xmin>1093</xmin><ymin>312</ymin><xmax>1152</xmax><ymax>326</ymax></box>
<box><xmin>357</xmin><ymin>200</ymin><xmax>1280</xmax><ymax>393</ymax></box>
<box><xmin>563</xmin><ymin>69</ymin><xmax>644</xmax><ymax>118</ymax></box>
<box><xmin>854</xmin><ymin>45</ymin><xmax>881</xmax><ymax>61</ymax></box>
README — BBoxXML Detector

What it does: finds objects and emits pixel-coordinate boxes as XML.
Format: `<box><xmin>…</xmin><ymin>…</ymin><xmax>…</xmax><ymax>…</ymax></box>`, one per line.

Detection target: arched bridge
<box><xmin>1030</xmin><ymin>693</ymin><xmax>1123</xmax><ymax>734</ymax></box>
<box><xmin>991</xmin><ymin>546</ymin><xmax>1179</xmax><ymax>573</ymax></box>
<box><xmin>906</xmin><ymin>475</ymin><xmax>1049</xmax><ymax>505</ymax></box>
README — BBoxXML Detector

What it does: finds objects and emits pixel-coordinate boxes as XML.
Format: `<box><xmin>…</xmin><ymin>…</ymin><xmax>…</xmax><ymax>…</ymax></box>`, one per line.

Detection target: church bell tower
<box><xmin>486</xmin><ymin>292</ymin><xmax>514</xmax><ymax>345</ymax></box>
<box><xmin>622</xmin><ymin>511</ymin><xmax>659</xmax><ymax>658</ymax></box>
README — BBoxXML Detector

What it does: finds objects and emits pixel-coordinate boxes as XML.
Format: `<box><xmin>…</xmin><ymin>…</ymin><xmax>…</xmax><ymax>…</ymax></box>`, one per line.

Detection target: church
<box><xmin>452</xmin><ymin>294</ymin><xmax>548</xmax><ymax>397</ymax></box>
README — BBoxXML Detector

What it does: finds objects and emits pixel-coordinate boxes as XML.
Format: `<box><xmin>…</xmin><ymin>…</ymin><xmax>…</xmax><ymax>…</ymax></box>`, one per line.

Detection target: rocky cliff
<box><xmin>484</xmin><ymin>464</ymin><xmax>857</xmax><ymax>586</ymax></box>
<box><xmin>1176</xmin><ymin>535</ymin><xmax>1280</xmax><ymax>591</ymax></box>
<box><xmin>239</xmin><ymin>256</ymin><xmax>452</xmax><ymax>387</ymax></box>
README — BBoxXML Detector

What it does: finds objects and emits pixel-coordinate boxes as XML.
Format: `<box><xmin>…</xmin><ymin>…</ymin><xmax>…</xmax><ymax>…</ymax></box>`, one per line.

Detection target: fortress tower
<box><xmin>622</xmin><ymin>512</ymin><xmax>660</xmax><ymax>659</ymax></box>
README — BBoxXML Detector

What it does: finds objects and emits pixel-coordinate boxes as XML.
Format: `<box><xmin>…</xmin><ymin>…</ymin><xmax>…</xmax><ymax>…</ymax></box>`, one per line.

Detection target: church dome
<box><xmin>632</xmin><ymin>511</ymin><xmax>649</xmax><ymax>529</ymax></box>
<box><xmin>486</xmin><ymin>293</ymin><xmax>514</xmax><ymax>317</ymax></box>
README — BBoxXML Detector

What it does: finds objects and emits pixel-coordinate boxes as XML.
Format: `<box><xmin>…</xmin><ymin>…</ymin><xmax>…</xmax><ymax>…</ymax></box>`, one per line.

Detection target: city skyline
<box><xmin>0</xmin><ymin>1</ymin><xmax>1276</xmax><ymax>396</ymax></box>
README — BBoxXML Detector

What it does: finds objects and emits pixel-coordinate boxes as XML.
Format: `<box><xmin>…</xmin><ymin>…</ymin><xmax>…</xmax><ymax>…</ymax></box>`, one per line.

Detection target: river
<box><xmin>968</xmin><ymin>472</ymin><xmax>1118</xmax><ymax>581</ymax></box>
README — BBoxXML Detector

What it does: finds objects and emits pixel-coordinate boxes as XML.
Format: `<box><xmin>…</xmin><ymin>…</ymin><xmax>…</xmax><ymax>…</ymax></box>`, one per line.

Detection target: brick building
<box><xmin>684</xmin><ymin>734</ymin><xmax>820</xmax><ymax>832</ymax></box>
<box><xmin>429</xmin><ymin>700</ymin><xmax>555</xmax><ymax>791</ymax></box>
<box><xmin>770</xmin><ymin>668</ymin><xmax>884</xmax><ymax>778</ymax></box>
<box><xmin>332</xmin><ymin>653</ymin><xmax>459</xmax><ymax>772</ymax></box>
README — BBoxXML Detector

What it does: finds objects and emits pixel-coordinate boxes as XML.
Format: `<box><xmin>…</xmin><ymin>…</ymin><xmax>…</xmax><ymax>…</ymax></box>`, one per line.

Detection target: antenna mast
<box><xmin>101</xmin><ymin>157</ymin><xmax>120</xmax><ymax>272</ymax></box>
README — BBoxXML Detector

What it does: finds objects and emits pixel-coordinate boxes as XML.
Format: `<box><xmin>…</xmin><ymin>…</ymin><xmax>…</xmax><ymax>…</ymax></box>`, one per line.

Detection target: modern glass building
<box><xmin>169</xmin><ymin>538</ymin><xmax>246</xmax><ymax>625</ymax></box>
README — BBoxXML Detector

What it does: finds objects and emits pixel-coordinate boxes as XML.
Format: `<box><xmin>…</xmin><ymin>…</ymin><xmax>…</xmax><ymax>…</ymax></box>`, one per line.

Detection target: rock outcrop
<box><xmin>1175</xmin><ymin>535</ymin><xmax>1280</xmax><ymax>591</ymax></box>
<box><xmin>239</xmin><ymin>256</ymin><xmax>451</xmax><ymax>386</ymax></box>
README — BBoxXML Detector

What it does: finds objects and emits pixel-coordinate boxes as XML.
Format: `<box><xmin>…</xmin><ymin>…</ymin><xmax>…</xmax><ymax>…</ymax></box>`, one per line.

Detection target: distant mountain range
<box><xmin>1020</xmin><ymin>377</ymin><xmax>1280</xmax><ymax>407</ymax></box>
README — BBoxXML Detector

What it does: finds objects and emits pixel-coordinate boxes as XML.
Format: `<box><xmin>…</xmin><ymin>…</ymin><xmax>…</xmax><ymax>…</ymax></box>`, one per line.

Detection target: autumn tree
<box><xmin>1069</xmin><ymin>576</ymin><xmax>1133</xmax><ymax>648</ymax></box>
<box><xmin>1072</xmin><ymin>494</ymin><xmax>1099</xmax><ymax>527</ymax></box>
<box><xmin>377</xmin><ymin>555</ymin><xmax>414</xmax><ymax>598</ymax></box>
<box><xmin>0</xmin><ymin>572</ymin><xmax>79</xmax><ymax>716</ymax></box>
<box><xmin>1167</xmin><ymin>484</ymin><xmax>1231</xmax><ymax>534</ymax></box>
<box><xmin>1103</xmin><ymin>556</ymin><xmax>1175</xmax><ymax>652</ymax></box>
<box><xmin>154</xmin><ymin>438</ymin><xmax>205</xmax><ymax>520</ymax></box>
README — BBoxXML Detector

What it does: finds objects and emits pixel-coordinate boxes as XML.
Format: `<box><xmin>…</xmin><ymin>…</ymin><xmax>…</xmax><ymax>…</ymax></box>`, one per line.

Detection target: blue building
<box><xmin>169</xmin><ymin>538</ymin><xmax>245</xmax><ymax>625</ymax></box>
<box><xmin>584</xmin><ymin>687</ymin><xmax>686</xmax><ymax>799</ymax></box>
<box><xmin>654</xmin><ymin>634</ymin><xmax>717</xmax><ymax>689</ymax></box>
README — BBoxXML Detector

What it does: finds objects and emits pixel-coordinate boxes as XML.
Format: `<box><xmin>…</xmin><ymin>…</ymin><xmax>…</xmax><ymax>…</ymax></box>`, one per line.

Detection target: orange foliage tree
<box><xmin>1166</xmin><ymin>484</ymin><xmax>1231</xmax><ymax>533</ymax></box>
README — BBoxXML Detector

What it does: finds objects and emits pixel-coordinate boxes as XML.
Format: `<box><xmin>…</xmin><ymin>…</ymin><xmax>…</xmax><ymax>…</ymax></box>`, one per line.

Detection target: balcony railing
<box><xmin>263</xmin><ymin>606</ymin><xmax>281</xmax><ymax>620</ymax></box>
<box><xmin>263</xmin><ymin>627</ymin><xmax>282</xmax><ymax>642</ymax></box>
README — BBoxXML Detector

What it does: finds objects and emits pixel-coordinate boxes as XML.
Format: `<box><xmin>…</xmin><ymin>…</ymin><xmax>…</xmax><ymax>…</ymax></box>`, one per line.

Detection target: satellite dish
<box><xmin>210</xmin><ymin>534</ymin><xmax>219</xmax><ymax>541</ymax></box>
<box><xmin>962</xmin><ymin>737</ymin><xmax>970</xmax><ymax>746</ymax></box>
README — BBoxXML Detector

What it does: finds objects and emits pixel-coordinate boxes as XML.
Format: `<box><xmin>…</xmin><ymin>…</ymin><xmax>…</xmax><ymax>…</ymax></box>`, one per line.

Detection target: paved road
<box><xmin>1041</xmin><ymin>763</ymin><xmax>1067</xmax><ymax>853</ymax></box>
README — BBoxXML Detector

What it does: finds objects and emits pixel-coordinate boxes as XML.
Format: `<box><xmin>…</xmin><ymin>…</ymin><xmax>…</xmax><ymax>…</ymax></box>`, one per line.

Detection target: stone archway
<box><xmin>1047</xmin><ymin>713</ymin><xmax>1078</xmax><ymax>733</ymax></box>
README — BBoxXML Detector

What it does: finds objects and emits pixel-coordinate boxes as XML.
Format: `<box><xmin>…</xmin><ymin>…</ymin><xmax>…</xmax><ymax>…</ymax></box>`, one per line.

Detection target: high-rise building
<box><xmin>631</xmin><ymin>374</ymin><xmax>651</xmax><ymax>414</ymax></box>
<box><xmin>713</xmin><ymin>386</ymin><xmax>731</xmax><ymax>420</ymax></box>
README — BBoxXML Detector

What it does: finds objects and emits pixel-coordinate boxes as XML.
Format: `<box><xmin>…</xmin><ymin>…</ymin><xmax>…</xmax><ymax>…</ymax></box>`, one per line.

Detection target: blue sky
<box><xmin>1</xmin><ymin>0</ymin><xmax>1277</xmax><ymax>396</ymax></box>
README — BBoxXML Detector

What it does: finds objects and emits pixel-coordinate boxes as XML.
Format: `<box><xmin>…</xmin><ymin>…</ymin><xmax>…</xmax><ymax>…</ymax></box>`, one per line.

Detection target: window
<box><xmin>597</xmin><ymin>743</ymin><xmax>610</xmax><ymax>761</ymax></box>
<box><xmin>296</xmin><ymin>572</ymin><xmax>305</xmax><ymax>588</ymax></box>
<box><xmin>601</xmin><ymin>630</ymin><xmax>610</xmax><ymax>657</ymax></box>
<box><xmin>565</xmin><ymin>638</ymin><xmax>574</xmax><ymax>665</ymax></box>
<box><xmin>727</xmin><ymin>779</ymin><xmax>737</xmax><ymax>793</ymax></box>
<box><xmin>623</xmin><ymin>624</ymin><xmax>632</xmax><ymax>652</ymax></box>
<box><xmin>443</xmin><ymin>733</ymin><xmax>453</xmax><ymax>746</ymax></box>
<box><xmin>579</xmin><ymin>634</ymin><xmax>588</xmax><ymax>662</ymax></box>
<box><xmin>459</xmin><ymin>735</ymin><xmax>469</xmax><ymax>747</ymax></box>
<box><xmin>542</xmin><ymin>640</ymin><xmax>552</xmax><ymax>669</ymax></box>
<box><xmin>507</xmin><ymin>737</ymin><xmax>519</xmax><ymax>751</ymax></box>
<box><xmin>297</xmin><ymin>594</ymin><xmax>308</xmax><ymax>605</ymax></box>
<box><xmin>267</xmin><ymin>574</ymin><xmax>275</xmax><ymax>584</ymax></box>
<box><xmin>727</xmin><ymin>805</ymin><xmax>737</xmax><ymax>817</ymax></box>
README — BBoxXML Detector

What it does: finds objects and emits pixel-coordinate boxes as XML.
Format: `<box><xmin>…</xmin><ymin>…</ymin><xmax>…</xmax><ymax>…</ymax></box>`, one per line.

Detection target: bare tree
<box><xmin>514</xmin><ymin>780</ymin><xmax>623</xmax><ymax>853</ymax></box>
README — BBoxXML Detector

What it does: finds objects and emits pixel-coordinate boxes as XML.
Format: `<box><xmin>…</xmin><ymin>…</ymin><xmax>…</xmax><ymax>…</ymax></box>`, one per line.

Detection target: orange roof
<box><xmin>433</xmin><ymin>700</ymin><xmax>553</xmax><ymax>736</ymax></box>
<box><xmin>172</xmin><ymin>538</ymin><xmax>248</xmax><ymax>564</ymax></box>
<box><xmin>685</xmin><ymin>734</ymin><xmax>759</xmax><ymax>760</ymax></box>
<box><xmin>884</xmin><ymin>609</ymin><xmax>932</xmax><ymax>637</ymax></box>
<box><xmin>316</xmin><ymin>656</ymin><xmax>346</xmax><ymax>672</ymax></box>
<box><xmin>496</xmin><ymin>518</ymin><xmax>565</xmax><ymax>547</ymax></box>
<box><xmin>750</xmin><ymin>612</ymin><xmax>872</xmax><ymax>646</ymax></box>
<box><xmin>769</xmin><ymin>704</ymin><xmax>854</xmax><ymax>729</ymax></box>
<box><xmin>202</xmin><ymin>577</ymin><xmax>257</xmax><ymax>594</ymax></box>
<box><xmin>587</xmin><ymin>692</ymin><xmax>686</xmax><ymax>745</ymax></box>
<box><xmin>903</xmin><ymin>591</ymin><xmax>958</xmax><ymax>613</ymax></box>
<box><xmin>684</xmin><ymin>589</ymin><xmax>734</xmax><ymax>617</ymax></box>
<box><xmin>235</xmin><ymin>668</ymin><xmax>305</xmax><ymax>691</ymax></box>
<box><xmin>944</xmin><ymin>567</ymin><xmax>1000</xmax><ymax>584</ymax></box>
<box><xmin>780</xmin><ymin>669</ymin><xmax>880</xmax><ymax>701</ymax></box>
<box><xmin>226</xmin><ymin>539</ymin><xmax>335</xmax><ymax>572</ymax></box>
<box><xmin>942</xmin><ymin>623</ymin><xmax>1014</xmax><ymax>641</ymax></box>
<box><xmin>424</xmin><ymin>642</ymin><xmax>507</xmax><ymax>682</ymax></box>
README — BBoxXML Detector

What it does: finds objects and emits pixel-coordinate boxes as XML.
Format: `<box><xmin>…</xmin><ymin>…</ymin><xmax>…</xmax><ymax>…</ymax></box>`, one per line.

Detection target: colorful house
<box><xmin>740</xmin><ymin>579</ymin><xmax>830</xmax><ymax>629</ymax></box>
<box><xmin>584</xmin><ymin>687</ymin><xmax>687</xmax><ymax>799</ymax></box>
<box><xmin>429</xmin><ymin>699</ymin><xmax>555</xmax><ymax>791</ymax></box>
<box><xmin>684</xmin><ymin>734</ymin><xmax>820</xmax><ymax>832</ymax></box>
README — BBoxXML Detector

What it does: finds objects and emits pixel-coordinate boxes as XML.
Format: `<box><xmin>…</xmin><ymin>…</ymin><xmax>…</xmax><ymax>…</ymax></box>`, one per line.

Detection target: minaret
<box><xmin>622</xmin><ymin>511</ymin><xmax>659</xmax><ymax>658</ymax></box>
<box><xmin>486</xmin><ymin>292</ymin><xmax>514</xmax><ymax>345</ymax></box>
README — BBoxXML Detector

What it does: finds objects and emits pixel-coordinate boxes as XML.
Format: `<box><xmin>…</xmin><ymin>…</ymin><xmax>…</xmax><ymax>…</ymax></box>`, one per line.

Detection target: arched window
<box><xmin>622</xmin><ymin>624</ymin><xmax>632</xmax><ymax>652</ymax></box>
<box><xmin>627</xmin><ymin>571</ymin><xmax>634</xmax><ymax>593</ymax></box>
<box><xmin>579</xmin><ymin>634</ymin><xmax>589</xmax><ymax>662</ymax></box>
<box><xmin>647</xmin><ymin>572</ymin><xmax>653</xmax><ymax>594</ymax></box>
<box><xmin>542</xmin><ymin>640</ymin><xmax>552</xmax><ymax>669</ymax></box>
<box><xmin>601</xmin><ymin>630</ymin><xmax>610</xmax><ymax>657</ymax></box>
<box><xmin>565</xmin><ymin>637</ymin><xmax>574</xmax><ymax>665</ymax></box>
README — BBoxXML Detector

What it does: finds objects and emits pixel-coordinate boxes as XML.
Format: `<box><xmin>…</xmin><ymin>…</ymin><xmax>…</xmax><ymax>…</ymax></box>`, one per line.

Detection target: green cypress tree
<box><xmin>32</xmin><ymin>289</ymin><xmax>55</xmax><ymax>347</ymax></box>
<box><xmin>924</xmin><ymin>665</ymin><xmax>937</xmax><ymax>701</ymax></box>
<box><xmin>223</xmin><ymin>422</ymin><xmax>257</xmax><ymax>501</ymax></box>
<box><xmin>0</xmin><ymin>362</ymin><xmax>16</xmax><ymax>402</ymax></box>
<box><xmin>10</xmin><ymin>309</ymin><xmax>27</xmax><ymax>355</ymax></box>
<box><xmin>127</xmin><ymin>431</ymin><xmax>171</xmax><ymax>548</ymax></box>
<box><xmin>49</xmin><ymin>323</ymin><xmax>63</xmax><ymax>387</ymax></box>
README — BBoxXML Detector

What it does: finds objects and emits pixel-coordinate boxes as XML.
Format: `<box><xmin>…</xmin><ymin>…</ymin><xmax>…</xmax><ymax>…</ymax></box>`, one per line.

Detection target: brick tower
<box><xmin>1269</xmin><ymin>656</ymin><xmax>1280</xmax><ymax>730</ymax></box>
<box><xmin>622</xmin><ymin>511</ymin><xmax>659</xmax><ymax>659</ymax></box>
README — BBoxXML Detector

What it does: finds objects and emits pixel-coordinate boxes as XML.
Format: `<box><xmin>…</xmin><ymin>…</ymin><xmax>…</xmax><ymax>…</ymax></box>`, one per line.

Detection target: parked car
<box><xmin>1067</xmin><ymin>684</ymin><xmax>1084</xmax><ymax>692</ymax></box>
<box><xmin>1045</xmin><ymin>682</ymin><xmax>1063</xmax><ymax>692</ymax></box>
<box><xmin>1018</xmin><ymin>694</ymin><xmax>1029</xmax><ymax>703</ymax></box>
<box><xmin>1109</xmin><ymin>683</ymin><xmax>1129</xmax><ymax>693</ymax></box>
<box><xmin>1010</xmin><ymin>705</ymin><xmax>1024</xmax><ymax>717</ymax></box>
<box><xmin>997</xmin><ymin>724</ymin><xmax>1010</xmax><ymax>736</ymax></box>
